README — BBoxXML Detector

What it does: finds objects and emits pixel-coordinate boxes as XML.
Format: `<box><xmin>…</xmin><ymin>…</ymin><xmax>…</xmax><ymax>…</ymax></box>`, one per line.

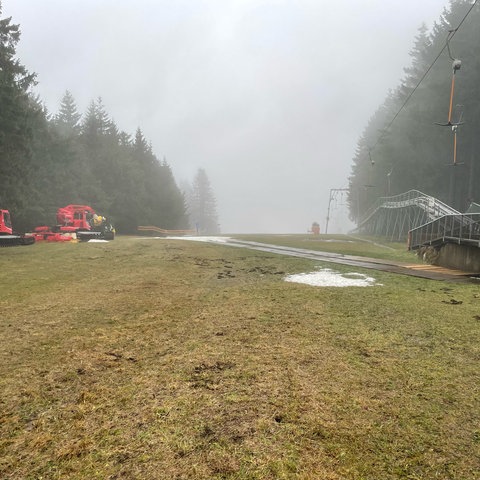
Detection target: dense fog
<box><xmin>4</xmin><ymin>0</ymin><xmax>448</xmax><ymax>233</ymax></box>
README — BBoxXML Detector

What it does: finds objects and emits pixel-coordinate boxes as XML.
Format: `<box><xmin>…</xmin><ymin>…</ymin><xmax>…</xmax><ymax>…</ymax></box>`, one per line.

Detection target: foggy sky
<box><xmin>4</xmin><ymin>0</ymin><xmax>448</xmax><ymax>233</ymax></box>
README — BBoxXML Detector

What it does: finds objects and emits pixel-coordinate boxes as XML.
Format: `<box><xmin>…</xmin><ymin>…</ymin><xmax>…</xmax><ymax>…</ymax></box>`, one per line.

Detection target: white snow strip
<box><xmin>165</xmin><ymin>236</ymin><xmax>231</xmax><ymax>243</ymax></box>
<box><xmin>285</xmin><ymin>268</ymin><xmax>381</xmax><ymax>287</ymax></box>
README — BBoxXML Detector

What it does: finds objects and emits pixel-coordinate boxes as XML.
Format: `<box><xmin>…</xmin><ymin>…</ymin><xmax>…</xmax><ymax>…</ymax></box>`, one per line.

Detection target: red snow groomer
<box><xmin>0</xmin><ymin>209</ymin><xmax>35</xmax><ymax>246</ymax></box>
<box><xmin>33</xmin><ymin>205</ymin><xmax>115</xmax><ymax>242</ymax></box>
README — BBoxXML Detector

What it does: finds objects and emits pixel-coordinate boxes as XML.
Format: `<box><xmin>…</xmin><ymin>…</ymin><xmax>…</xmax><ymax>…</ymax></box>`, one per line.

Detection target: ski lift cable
<box><xmin>368</xmin><ymin>0</ymin><xmax>478</xmax><ymax>156</ymax></box>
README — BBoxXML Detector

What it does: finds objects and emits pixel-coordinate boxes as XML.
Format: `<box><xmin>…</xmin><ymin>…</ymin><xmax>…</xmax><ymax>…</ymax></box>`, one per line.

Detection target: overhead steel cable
<box><xmin>369</xmin><ymin>0</ymin><xmax>478</xmax><ymax>154</ymax></box>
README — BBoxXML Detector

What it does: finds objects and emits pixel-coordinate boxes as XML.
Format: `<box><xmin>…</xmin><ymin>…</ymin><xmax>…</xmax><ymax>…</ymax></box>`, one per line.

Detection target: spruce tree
<box><xmin>55</xmin><ymin>90</ymin><xmax>81</xmax><ymax>136</ymax></box>
<box><xmin>189</xmin><ymin>168</ymin><xmax>220</xmax><ymax>234</ymax></box>
<box><xmin>0</xmin><ymin>1</ymin><xmax>39</xmax><ymax>224</ymax></box>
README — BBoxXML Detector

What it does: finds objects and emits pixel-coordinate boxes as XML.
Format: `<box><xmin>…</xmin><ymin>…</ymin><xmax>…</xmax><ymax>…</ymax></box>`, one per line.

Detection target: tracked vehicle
<box><xmin>33</xmin><ymin>205</ymin><xmax>115</xmax><ymax>242</ymax></box>
<box><xmin>0</xmin><ymin>209</ymin><xmax>35</xmax><ymax>246</ymax></box>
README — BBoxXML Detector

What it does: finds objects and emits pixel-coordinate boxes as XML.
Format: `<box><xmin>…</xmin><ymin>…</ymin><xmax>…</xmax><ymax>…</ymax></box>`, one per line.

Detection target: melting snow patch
<box><xmin>165</xmin><ymin>236</ymin><xmax>231</xmax><ymax>243</ymax></box>
<box><xmin>285</xmin><ymin>268</ymin><xmax>381</xmax><ymax>287</ymax></box>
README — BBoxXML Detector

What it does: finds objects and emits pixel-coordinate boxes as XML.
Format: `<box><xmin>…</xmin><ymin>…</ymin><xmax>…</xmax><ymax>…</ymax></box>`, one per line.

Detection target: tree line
<box><xmin>349</xmin><ymin>0</ymin><xmax>479</xmax><ymax>222</ymax></box>
<box><xmin>0</xmin><ymin>3</ymin><xmax>219</xmax><ymax>234</ymax></box>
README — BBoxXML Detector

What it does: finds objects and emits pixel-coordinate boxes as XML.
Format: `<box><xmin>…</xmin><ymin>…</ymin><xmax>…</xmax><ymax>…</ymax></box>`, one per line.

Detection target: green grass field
<box><xmin>232</xmin><ymin>234</ymin><xmax>419</xmax><ymax>263</ymax></box>
<box><xmin>1</xmin><ymin>235</ymin><xmax>479</xmax><ymax>479</ymax></box>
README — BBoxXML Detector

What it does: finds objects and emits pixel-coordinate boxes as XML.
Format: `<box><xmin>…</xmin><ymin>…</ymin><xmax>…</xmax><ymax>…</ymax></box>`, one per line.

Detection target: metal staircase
<box><xmin>354</xmin><ymin>190</ymin><xmax>462</xmax><ymax>243</ymax></box>
<box><xmin>408</xmin><ymin>213</ymin><xmax>480</xmax><ymax>250</ymax></box>
<box><xmin>351</xmin><ymin>190</ymin><xmax>480</xmax><ymax>271</ymax></box>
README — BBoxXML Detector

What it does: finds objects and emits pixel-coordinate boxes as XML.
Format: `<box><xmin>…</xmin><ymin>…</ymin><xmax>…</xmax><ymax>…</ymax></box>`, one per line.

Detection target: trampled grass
<box><xmin>1</xmin><ymin>236</ymin><xmax>479</xmax><ymax>479</ymax></box>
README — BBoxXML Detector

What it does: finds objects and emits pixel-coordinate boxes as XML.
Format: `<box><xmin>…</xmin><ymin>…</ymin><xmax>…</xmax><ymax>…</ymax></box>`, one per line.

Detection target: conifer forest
<box><xmin>0</xmin><ymin>3</ymin><xmax>217</xmax><ymax>234</ymax></box>
<box><xmin>0</xmin><ymin>1</ymin><xmax>478</xmax><ymax>232</ymax></box>
<box><xmin>349</xmin><ymin>0</ymin><xmax>480</xmax><ymax>222</ymax></box>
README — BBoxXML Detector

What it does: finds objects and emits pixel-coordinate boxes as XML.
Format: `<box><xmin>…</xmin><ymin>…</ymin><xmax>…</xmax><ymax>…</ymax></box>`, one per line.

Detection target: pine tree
<box><xmin>81</xmin><ymin>97</ymin><xmax>111</xmax><ymax>141</ymax></box>
<box><xmin>188</xmin><ymin>168</ymin><xmax>219</xmax><ymax>234</ymax></box>
<box><xmin>0</xmin><ymin>1</ymin><xmax>39</xmax><ymax>222</ymax></box>
<box><xmin>119</xmin><ymin>131</ymin><xmax>132</xmax><ymax>147</ymax></box>
<box><xmin>133</xmin><ymin>128</ymin><xmax>154</xmax><ymax>162</ymax></box>
<box><xmin>55</xmin><ymin>90</ymin><xmax>81</xmax><ymax>136</ymax></box>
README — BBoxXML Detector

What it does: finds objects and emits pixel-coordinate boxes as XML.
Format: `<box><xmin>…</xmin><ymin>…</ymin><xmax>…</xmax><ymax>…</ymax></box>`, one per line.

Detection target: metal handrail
<box><xmin>357</xmin><ymin>190</ymin><xmax>461</xmax><ymax>230</ymax></box>
<box><xmin>408</xmin><ymin>213</ymin><xmax>480</xmax><ymax>250</ymax></box>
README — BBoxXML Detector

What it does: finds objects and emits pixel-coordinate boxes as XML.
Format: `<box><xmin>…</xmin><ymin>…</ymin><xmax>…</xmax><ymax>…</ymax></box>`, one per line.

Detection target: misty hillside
<box><xmin>1</xmin><ymin>1</ymin><xmax>475</xmax><ymax>233</ymax></box>
<box><xmin>0</xmin><ymin>6</ymin><xmax>189</xmax><ymax>233</ymax></box>
<box><xmin>349</xmin><ymin>0</ymin><xmax>479</xmax><ymax>222</ymax></box>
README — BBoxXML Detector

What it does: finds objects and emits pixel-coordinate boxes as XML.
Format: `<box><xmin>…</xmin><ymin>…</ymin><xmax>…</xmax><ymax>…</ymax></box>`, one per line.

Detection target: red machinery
<box><xmin>0</xmin><ymin>209</ymin><xmax>35</xmax><ymax>246</ymax></box>
<box><xmin>33</xmin><ymin>205</ymin><xmax>115</xmax><ymax>242</ymax></box>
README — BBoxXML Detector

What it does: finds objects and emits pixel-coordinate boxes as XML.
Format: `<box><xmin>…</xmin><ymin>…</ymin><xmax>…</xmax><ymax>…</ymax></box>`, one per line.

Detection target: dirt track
<box><xmin>223</xmin><ymin>239</ymin><xmax>479</xmax><ymax>283</ymax></box>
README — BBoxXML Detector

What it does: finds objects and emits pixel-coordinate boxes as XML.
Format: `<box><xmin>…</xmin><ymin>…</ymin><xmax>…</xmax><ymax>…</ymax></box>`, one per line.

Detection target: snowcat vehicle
<box><xmin>33</xmin><ymin>205</ymin><xmax>115</xmax><ymax>242</ymax></box>
<box><xmin>0</xmin><ymin>209</ymin><xmax>35</xmax><ymax>246</ymax></box>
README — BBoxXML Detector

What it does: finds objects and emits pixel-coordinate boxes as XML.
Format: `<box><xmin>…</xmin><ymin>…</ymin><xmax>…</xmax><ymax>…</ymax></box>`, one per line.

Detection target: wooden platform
<box><xmin>403</xmin><ymin>264</ymin><xmax>477</xmax><ymax>277</ymax></box>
